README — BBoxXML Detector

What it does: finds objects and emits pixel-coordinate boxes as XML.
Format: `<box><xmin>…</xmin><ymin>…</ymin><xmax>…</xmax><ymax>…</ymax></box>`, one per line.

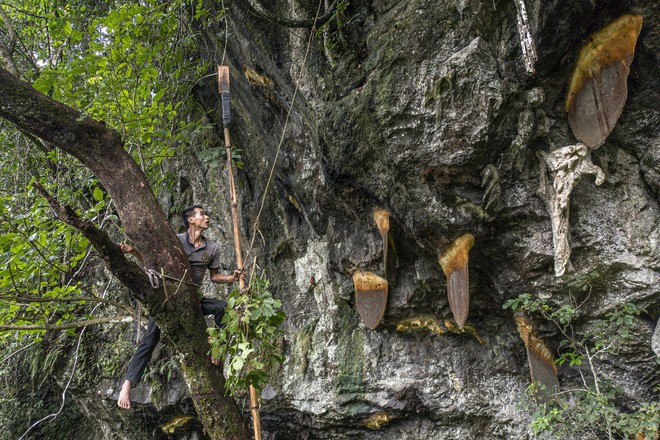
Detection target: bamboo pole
<box><xmin>218</xmin><ymin>65</ymin><xmax>262</xmax><ymax>440</ymax></box>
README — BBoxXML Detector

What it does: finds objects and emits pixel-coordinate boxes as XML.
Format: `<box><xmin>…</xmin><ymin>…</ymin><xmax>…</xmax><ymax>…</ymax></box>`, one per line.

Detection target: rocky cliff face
<box><xmin>96</xmin><ymin>0</ymin><xmax>658</xmax><ymax>438</ymax></box>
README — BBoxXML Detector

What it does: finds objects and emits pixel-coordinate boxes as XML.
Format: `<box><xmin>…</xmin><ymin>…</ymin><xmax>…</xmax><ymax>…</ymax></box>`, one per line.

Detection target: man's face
<box><xmin>188</xmin><ymin>207</ymin><xmax>210</xmax><ymax>230</ymax></box>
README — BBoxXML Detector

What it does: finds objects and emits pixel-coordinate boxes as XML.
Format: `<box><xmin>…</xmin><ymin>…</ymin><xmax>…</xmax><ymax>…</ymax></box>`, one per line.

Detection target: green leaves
<box><xmin>207</xmin><ymin>274</ymin><xmax>286</xmax><ymax>393</ymax></box>
<box><xmin>0</xmin><ymin>180</ymin><xmax>103</xmax><ymax>345</ymax></box>
<box><xmin>197</xmin><ymin>147</ymin><xmax>245</xmax><ymax>171</ymax></box>
<box><xmin>92</xmin><ymin>187</ymin><xmax>104</xmax><ymax>202</ymax></box>
<box><xmin>504</xmin><ymin>292</ymin><xmax>536</xmax><ymax>312</ymax></box>
<box><xmin>14</xmin><ymin>0</ymin><xmax>212</xmax><ymax>193</ymax></box>
<box><xmin>613</xmin><ymin>403</ymin><xmax>660</xmax><ymax>438</ymax></box>
<box><xmin>527</xmin><ymin>384</ymin><xmax>659</xmax><ymax>439</ymax></box>
<box><xmin>556</xmin><ymin>351</ymin><xmax>583</xmax><ymax>367</ymax></box>
<box><xmin>32</xmin><ymin>72</ymin><xmax>56</xmax><ymax>95</ymax></box>
<box><xmin>0</xmin><ymin>0</ymin><xmax>231</xmax><ymax>434</ymax></box>
<box><xmin>197</xmin><ymin>147</ymin><xmax>225</xmax><ymax>170</ymax></box>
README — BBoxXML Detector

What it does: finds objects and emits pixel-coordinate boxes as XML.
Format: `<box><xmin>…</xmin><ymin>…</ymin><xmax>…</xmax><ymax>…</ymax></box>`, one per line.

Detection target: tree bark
<box><xmin>0</xmin><ymin>67</ymin><xmax>250</xmax><ymax>440</ymax></box>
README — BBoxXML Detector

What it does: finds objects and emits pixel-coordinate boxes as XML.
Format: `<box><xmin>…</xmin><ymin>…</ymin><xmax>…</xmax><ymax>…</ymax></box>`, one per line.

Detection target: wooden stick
<box><xmin>218</xmin><ymin>65</ymin><xmax>262</xmax><ymax>440</ymax></box>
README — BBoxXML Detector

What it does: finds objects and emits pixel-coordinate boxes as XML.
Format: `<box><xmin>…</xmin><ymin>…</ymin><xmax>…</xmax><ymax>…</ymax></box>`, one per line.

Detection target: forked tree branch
<box><xmin>31</xmin><ymin>180</ymin><xmax>154</xmax><ymax>300</ymax></box>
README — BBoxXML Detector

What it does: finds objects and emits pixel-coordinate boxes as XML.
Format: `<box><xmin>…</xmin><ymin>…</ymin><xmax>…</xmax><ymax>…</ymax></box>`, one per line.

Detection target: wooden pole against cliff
<box><xmin>218</xmin><ymin>65</ymin><xmax>263</xmax><ymax>440</ymax></box>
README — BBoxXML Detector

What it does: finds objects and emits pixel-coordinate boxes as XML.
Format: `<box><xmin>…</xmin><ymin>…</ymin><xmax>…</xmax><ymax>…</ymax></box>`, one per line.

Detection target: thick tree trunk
<box><xmin>0</xmin><ymin>67</ymin><xmax>250</xmax><ymax>440</ymax></box>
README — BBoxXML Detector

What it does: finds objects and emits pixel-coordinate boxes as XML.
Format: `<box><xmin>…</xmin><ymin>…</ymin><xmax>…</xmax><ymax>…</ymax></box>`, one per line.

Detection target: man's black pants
<box><xmin>125</xmin><ymin>298</ymin><xmax>226</xmax><ymax>385</ymax></box>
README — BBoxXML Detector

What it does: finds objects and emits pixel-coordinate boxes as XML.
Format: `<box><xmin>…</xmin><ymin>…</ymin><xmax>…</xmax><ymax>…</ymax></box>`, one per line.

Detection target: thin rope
<box><xmin>243</xmin><ymin>0</ymin><xmax>324</xmax><ymax>264</ymax></box>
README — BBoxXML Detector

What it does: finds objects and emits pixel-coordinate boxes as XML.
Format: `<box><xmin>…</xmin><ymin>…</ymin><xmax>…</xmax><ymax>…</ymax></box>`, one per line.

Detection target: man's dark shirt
<box><xmin>177</xmin><ymin>232</ymin><xmax>222</xmax><ymax>285</ymax></box>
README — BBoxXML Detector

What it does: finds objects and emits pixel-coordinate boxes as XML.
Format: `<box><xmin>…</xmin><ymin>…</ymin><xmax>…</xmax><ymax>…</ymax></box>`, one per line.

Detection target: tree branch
<box><xmin>31</xmin><ymin>180</ymin><xmax>155</xmax><ymax>300</ymax></box>
<box><xmin>0</xmin><ymin>66</ymin><xmax>188</xmax><ymax>285</ymax></box>
<box><xmin>0</xmin><ymin>295</ymin><xmax>135</xmax><ymax>315</ymax></box>
<box><xmin>0</xmin><ymin>2</ymin><xmax>49</xmax><ymax>19</ymax></box>
<box><xmin>0</xmin><ymin>5</ymin><xmax>19</xmax><ymax>76</ymax></box>
<box><xmin>0</xmin><ymin>315</ymin><xmax>133</xmax><ymax>331</ymax></box>
<box><xmin>241</xmin><ymin>0</ymin><xmax>339</xmax><ymax>28</ymax></box>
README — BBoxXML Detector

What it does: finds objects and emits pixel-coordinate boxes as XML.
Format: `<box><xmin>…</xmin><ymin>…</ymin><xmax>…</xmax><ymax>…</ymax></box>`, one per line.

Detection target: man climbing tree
<box><xmin>0</xmin><ymin>65</ymin><xmax>251</xmax><ymax>439</ymax></box>
<box><xmin>117</xmin><ymin>204</ymin><xmax>245</xmax><ymax>409</ymax></box>
<box><xmin>0</xmin><ymin>2</ymin><xmax>255</xmax><ymax>437</ymax></box>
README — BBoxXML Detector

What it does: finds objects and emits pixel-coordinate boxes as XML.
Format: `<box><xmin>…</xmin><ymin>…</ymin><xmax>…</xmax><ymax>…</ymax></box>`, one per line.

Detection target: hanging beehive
<box><xmin>353</xmin><ymin>270</ymin><xmax>388</xmax><ymax>330</ymax></box>
<box><xmin>438</xmin><ymin>233</ymin><xmax>474</xmax><ymax>329</ymax></box>
<box><xmin>515</xmin><ymin>314</ymin><xmax>560</xmax><ymax>394</ymax></box>
<box><xmin>565</xmin><ymin>14</ymin><xmax>643</xmax><ymax>149</ymax></box>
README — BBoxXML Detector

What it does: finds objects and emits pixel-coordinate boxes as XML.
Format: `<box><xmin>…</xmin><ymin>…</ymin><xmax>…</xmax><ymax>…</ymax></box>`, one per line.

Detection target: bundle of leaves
<box><xmin>207</xmin><ymin>274</ymin><xmax>286</xmax><ymax>393</ymax></box>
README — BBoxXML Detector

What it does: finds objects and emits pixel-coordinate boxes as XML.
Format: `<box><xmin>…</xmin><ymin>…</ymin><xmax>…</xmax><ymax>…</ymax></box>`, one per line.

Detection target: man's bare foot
<box><xmin>117</xmin><ymin>380</ymin><xmax>132</xmax><ymax>409</ymax></box>
<box><xmin>211</xmin><ymin>355</ymin><xmax>220</xmax><ymax>366</ymax></box>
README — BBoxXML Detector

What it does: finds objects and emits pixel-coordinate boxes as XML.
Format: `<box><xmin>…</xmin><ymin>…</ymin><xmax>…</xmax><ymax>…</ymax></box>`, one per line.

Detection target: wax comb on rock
<box><xmin>515</xmin><ymin>315</ymin><xmax>560</xmax><ymax>394</ymax></box>
<box><xmin>353</xmin><ymin>270</ymin><xmax>388</xmax><ymax>330</ymax></box>
<box><xmin>373</xmin><ymin>209</ymin><xmax>397</xmax><ymax>286</ymax></box>
<box><xmin>565</xmin><ymin>14</ymin><xmax>643</xmax><ymax>149</ymax></box>
<box><xmin>438</xmin><ymin>233</ymin><xmax>474</xmax><ymax>329</ymax></box>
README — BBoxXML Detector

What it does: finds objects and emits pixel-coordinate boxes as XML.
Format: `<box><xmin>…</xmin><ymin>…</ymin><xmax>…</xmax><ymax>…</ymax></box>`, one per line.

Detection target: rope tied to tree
<box><xmin>145</xmin><ymin>269</ymin><xmax>161</xmax><ymax>289</ymax></box>
<box><xmin>143</xmin><ymin>268</ymin><xmax>196</xmax><ymax>290</ymax></box>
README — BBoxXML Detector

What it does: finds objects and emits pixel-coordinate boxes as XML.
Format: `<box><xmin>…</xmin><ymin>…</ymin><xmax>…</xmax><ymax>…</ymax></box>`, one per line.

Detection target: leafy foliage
<box><xmin>504</xmin><ymin>293</ymin><xmax>659</xmax><ymax>439</ymax></box>
<box><xmin>0</xmin><ymin>194</ymin><xmax>95</xmax><ymax>339</ymax></box>
<box><xmin>527</xmin><ymin>387</ymin><xmax>659</xmax><ymax>440</ymax></box>
<box><xmin>29</xmin><ymin>1</ymin><xmax>209</xmax><ymax>190</ymax></box>
<box><xmin>198</xmin><ymin>146</ymin><xmax>245</xmax><ymax>170</ymax></box>
<box><xmin>0</xmin><ymin>0</ymin><xmax>221</xmax><ymax>436</ymax></box>
<box><xmin>207</xmin><ymin>274</ymin><xmax>286</xmax><ymax>393</ymax></box>
<box><xmin>0</xmin><ymin>0</ymin><xmax>214</xmax><ymax>334</ymax></box>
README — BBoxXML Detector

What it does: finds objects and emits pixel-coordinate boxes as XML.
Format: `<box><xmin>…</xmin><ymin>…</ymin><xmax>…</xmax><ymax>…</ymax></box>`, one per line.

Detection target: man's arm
<box><xmin>209</xmin><ymin>268</ymin><xmax>244</xmax><ymax>284</ymax></box>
